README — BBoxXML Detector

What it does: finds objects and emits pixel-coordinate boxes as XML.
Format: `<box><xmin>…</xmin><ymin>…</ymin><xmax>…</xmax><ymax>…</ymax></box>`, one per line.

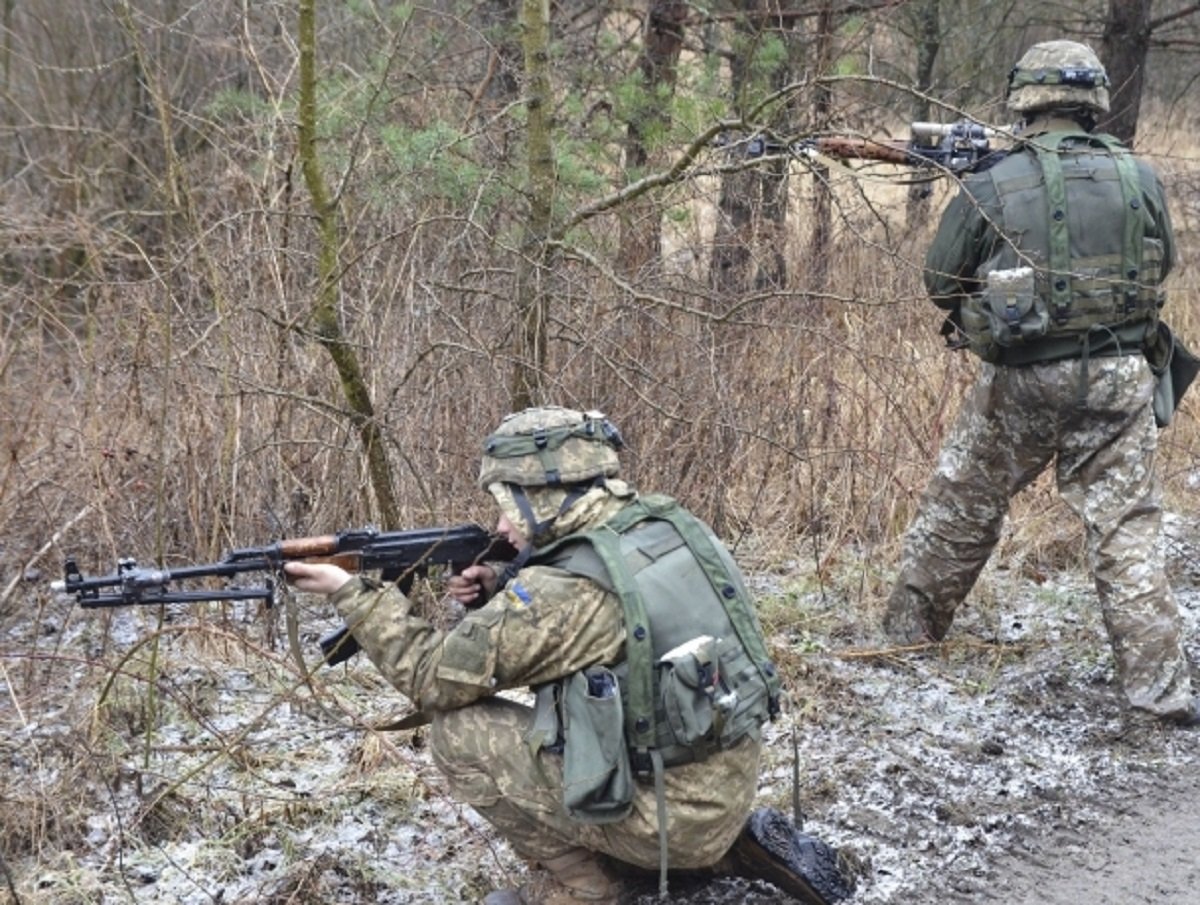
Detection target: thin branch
<box><xmin>1150</xmin><ymin>3</ymin><xmax>1200</xmax><ymax>32</ymax></box>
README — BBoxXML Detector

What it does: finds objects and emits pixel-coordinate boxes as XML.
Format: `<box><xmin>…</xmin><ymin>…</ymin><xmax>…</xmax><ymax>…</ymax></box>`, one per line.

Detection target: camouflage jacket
<box><xmin>329</xmin><ymin>493</ymin><xmax>632</xmax><ymax>712</ymax></box>
<box><xmin>328</xmin><ymin>487</ymin><xmax>762</xmax><ymax>866</ymax></box>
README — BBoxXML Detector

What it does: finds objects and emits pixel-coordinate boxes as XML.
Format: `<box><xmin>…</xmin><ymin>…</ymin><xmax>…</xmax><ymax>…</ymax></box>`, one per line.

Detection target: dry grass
<box><xmin>4</xmin><ymin>11</ymin><xmax>1200</xmax><ymax>897</ymax></box>
<box><xmin>4</xmin><ymin>184</ymin><xmax>1200</xmax><ymax>900</ymax></box>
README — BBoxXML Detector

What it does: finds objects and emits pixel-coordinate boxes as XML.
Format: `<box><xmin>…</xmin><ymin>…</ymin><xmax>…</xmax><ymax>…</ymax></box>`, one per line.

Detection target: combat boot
<box><xmin>482</xmin><ymin>891</ymin><xmax>524</xmax><ymax>905</ymax></box>
<box><xmin>1166</xmin><ymin>699</ymin><xmax>1200</xmax><ymax>727</ymax></box>
<box><xmin>725</xmin><ymin>807</ymin><xmax>857</xmax><ymax>905</ymax></box>
<box><xmin>533</xmin><ymin>848</ymin><xmax>623</xmax><ymax>904</ymax></box>
<box><xmin>1121</xmin><ymin>697</ymin><xmax>1200</xmax><ymax>732</ymax></box>
<box><xmin>882</xmin><ymin>584</ymin><xmax>949</xmax><ymax>647</ymax></box>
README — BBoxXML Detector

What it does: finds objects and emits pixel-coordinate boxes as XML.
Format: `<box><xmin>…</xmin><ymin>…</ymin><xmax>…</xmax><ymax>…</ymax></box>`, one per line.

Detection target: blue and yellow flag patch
<box><xmin>502</xmin><ymin>581</ymin><xmax>533</xmax><ymax>609</ymax></box>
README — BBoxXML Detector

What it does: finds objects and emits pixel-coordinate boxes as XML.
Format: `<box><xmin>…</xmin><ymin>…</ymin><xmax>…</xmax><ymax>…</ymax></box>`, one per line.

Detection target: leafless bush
<box><xmin>4</xmin><ymin>4</ymin><xmax>1200</xmax><ymax>902</ymax></box>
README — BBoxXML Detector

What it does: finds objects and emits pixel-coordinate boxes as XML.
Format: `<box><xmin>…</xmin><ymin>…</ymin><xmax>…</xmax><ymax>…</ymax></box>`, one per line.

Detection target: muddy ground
<box><xmin>4</xmin><ymin>513</ymin><xmax>1200</xmax><ymax>904</ymax></box>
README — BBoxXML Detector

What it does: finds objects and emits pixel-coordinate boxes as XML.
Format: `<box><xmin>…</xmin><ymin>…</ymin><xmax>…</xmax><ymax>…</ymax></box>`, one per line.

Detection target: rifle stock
<box><xmin>806</xmin><ymin>136</ymin><xmax>912</xmax><ymax>164</ymax></box>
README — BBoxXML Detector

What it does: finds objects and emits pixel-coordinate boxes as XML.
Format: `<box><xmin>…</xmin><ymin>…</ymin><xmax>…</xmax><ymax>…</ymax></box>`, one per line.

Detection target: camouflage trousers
<box><xmin>884</xmin><ymin>355</ymin><xmax>1194</xmax><ymax>719</ymax></box>
<box><xmin>428</xmin><ymin>696</ymin><xmax>758</xmax><ymax>870</ymax></box>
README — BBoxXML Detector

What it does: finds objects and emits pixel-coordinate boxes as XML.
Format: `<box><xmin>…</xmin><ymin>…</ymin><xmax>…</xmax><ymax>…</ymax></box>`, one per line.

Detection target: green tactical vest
<box><xmin>531</xmin><ymin>493</ymin><xmax>781</xmax><ymax>772</ymax></box>
<box><xmin>959</xmin><ymin>131</ymin><xmax>1165</xmax><ymax>364</ymax></box>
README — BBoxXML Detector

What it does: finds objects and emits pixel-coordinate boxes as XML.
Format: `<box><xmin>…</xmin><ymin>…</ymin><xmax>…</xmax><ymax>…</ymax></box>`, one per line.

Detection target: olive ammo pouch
<box><xmin>959</xmin><ymin>266</ymin><xmax>1043</xmax><ymax>359</ymax></box>
<box><xmin>559</xmin><ymin>666</ymin><xmax>634</xmax><ymax>823</ymax></box>
<box><xmin>540</xmin><ymin>629</ymin><xmax>755</xmax><ymax>826</ymax></box>
<box><xmin>1147</xmin><ymin>320</ymin><xmax>1200</xmax><ymax>428</ymax></box>
<box><xmin>657</xmin><ymin>635</ymin><xmax>723</xmax><ymax>748</ymax></box>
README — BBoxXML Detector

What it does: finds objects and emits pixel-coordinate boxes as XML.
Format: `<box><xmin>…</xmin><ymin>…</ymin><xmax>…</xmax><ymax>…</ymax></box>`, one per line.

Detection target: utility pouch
<box><xmin>525</xmin><ymin>683</ymin><xmax>563</xmax><ymax>755</ymax></box>
<box><xmin>960</xmin><ymin>267</ymin><xmax>1044</xmax><ymax>361</ymax></box>
<box><xmin>659</xmin><ymin>635</ymin><xmax>720</xmax><ymax>747</ymax></box>
<box><xmin>983</xmin><ymin>266</ymin><xmax>1046</xmax><ymax>345</ymax></box>
<box><xmin>1148</xmin><ymin>321</ymin><xmax>1200</xmax><ymax>428</ymax></box>
<box><xmin>561</xmin><ymin>666</ymin><xmax>633</xmax><ymax>824</ymax></box>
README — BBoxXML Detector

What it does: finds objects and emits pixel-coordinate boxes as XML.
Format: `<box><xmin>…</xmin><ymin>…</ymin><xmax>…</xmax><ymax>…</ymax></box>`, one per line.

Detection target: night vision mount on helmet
<box><xmin>477</xmin><ymin>406</ymin><xmax>624</xmax><ymax>490</ymax></box>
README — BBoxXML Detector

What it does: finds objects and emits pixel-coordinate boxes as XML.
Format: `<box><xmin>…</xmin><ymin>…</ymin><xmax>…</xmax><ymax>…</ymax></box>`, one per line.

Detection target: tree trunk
<box><xmin>906</xmin><ymin>0</ymin><xmax>940</xmax><ymax>223</ymax></box>
<box><xmin>297</xmin><ymin>0</ymin><xmax>399</xmax><ymax>527</ymax></box>
<box><xmin>477</xmin><ymin>0</ymin><xmax>522</xmax><ymax>109</ymax></box>
<box><xmin>806</xmin><ymin>1</ymin><xmax>836</xmax><ymax>291</ymax></box>
<box><xmin>2</xmin><ymin>0</ymin><xmax>13</xmax><ymax>99</ymax></box>
<box><xmin>1099</xmin><ymin>0</ymin><xmax>1152</xmax><ymax>146</ymax></box>
<box><xmin>619</xmin><ymin>0</ymin><xmax>687</xmax><ymax>276</ymax></box>
<box><xmin>708</xmin><ymin>0</ymin><xmax>790</xmax><ymax>294</ymax></box>
<box><xmin>512</xmin><ymin>0</ymin><xmax>554</xmax><ymax>409</ymax></box>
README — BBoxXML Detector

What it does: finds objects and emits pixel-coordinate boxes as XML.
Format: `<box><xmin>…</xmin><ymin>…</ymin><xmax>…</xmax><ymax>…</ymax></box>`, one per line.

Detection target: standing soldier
<box><xmin>287</xmin><ymin>407</ymin><xmax>855</xmax><ymax>904</ymax></box>
<box><xmin>883</xmin><ymin>40</ymin><xmax>1198</xmax><ymax>727</ymax></box>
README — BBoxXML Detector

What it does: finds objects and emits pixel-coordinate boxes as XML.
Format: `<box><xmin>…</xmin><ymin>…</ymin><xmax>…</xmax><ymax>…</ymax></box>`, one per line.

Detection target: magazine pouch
<box><xmin>561</xmin><ymin>666</ymin><xmax>633</xmax><ymax>824</ymax></box>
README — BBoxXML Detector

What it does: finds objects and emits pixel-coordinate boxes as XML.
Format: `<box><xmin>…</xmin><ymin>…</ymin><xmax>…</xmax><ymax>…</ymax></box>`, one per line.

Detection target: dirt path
<box><xmin>974</xmin><ymin>758</ymin><xmax>1200</xmax><ymax>905</ymax></box>
<box><xmin>749</xmin><ymin>555</ymin><xmax>1200</xmax><ymax>905</ymax></box>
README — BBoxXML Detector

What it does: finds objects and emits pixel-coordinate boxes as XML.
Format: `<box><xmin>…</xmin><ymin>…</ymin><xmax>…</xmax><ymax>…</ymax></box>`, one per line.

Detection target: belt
<box><xmin>994</xmin><ymin>322</ymin><xmax>1150</xmax><ymax>367</ymax></box>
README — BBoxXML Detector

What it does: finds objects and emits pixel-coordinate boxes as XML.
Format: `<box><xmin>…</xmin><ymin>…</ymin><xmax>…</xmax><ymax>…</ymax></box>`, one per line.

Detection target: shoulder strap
<box><xmin>1028</xmin><ymin>131</ymin><xmax>1145</xmax><ymax>321</ymax></box>
<box><xmin>1094</xmin><ymin>134</ymin><xmax>1149</xmax><ymax>317</ymax></box>
<box><xmin>575</xmin><ymin>500</ymin><xmax>660</xmax><ymax>751</ymax></box>
<box><xmin>537</xmin><ymin>495</ymin><xmax>779</xmax><ymax>753</ymax></box>
<box><xmin>528</xmin><ymin>502</ymin><xmax>659</xmax><ymax>751</ymax></box>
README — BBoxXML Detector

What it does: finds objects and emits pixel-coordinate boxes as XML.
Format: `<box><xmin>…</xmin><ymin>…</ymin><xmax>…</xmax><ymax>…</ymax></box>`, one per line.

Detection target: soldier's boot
<box><xmin>482</xmin><ymin>891</ymin><xmax>524</xmax><ymax>905</ymax></box>
<box><xmin>1173</xmin><ymin>701</ymin><xmax>1200</xmax><ymax>727</ymax></box>
<box><xmin>1126</xmin><ymin>697</ymin><xmax>1200</xmax><ymax>730</ymax></box>
<box><xmin>535</xmin><ymin>848</ymin><xmax>623</xmax><ymax>904</ymax></box>
<box><xmin>882</xmin><ymin>583</ymin><xmax>949</xmax><ymax>647</ymax></box>
<box><xmin>723</xmin><ymin>807</ymin><xmax>857</xmax><ymax>905</ymax></box>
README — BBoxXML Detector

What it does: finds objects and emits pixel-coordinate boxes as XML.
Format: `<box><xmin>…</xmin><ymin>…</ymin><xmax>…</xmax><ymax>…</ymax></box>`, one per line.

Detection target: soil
<box><xmin>978</xmin><ymin>765</ymin><xmax>1200</xmax><ymax>905</ymax></box>
<box><xmin>4</xmin><ymin>512</ymin><xmax>1200</xmax><ymax>904</ymax></box>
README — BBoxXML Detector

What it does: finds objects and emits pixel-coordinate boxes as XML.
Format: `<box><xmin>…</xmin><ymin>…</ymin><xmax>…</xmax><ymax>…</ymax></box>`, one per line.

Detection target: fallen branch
<box><xmin>832</xmin><ymin>638</ymin><xmax>1031</xmax><ymax>660</ymax></box>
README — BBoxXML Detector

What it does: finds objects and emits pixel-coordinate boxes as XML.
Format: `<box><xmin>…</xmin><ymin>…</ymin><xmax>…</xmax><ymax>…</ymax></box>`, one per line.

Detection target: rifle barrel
<box><xmin>56</xmin><ymin>523</ymin><xmax>519</xmax><ymax>664</ymax></box>
<box><xmin>54</xmin><ymin>525</ymin><xmax>515</xmax><ymax>606</ymax></box>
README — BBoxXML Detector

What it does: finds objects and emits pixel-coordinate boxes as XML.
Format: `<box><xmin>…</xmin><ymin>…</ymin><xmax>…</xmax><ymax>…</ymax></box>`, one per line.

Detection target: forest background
<box><xmin>5</xmin><ymin>1</ymin><xmax>1200</xmax><ymax>903</ymax></box>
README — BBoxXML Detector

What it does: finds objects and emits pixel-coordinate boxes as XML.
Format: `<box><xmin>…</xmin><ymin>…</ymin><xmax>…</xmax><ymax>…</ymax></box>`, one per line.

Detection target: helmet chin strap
<box><xmin>494</xmin><ymin>480</ymin><xmax>600</xmax><ymax>588</ymax></box>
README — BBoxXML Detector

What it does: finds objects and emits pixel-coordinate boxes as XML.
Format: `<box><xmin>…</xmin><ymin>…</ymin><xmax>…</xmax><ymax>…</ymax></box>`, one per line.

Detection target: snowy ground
<box><xmin>4</xmin><ymin>513</ymin><xmax>1200</xmax><ymax>904</ymax></box>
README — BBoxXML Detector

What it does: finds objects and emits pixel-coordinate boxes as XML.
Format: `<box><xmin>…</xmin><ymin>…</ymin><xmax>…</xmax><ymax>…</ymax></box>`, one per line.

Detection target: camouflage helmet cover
<box><xmin>477</xmin><ymin>406</ymin><xmax>623</xmax><ymax>489</ymax></box>
<box><xmin>1007</xmin><ymin>40</ymin><xmax>1110</xmax><ymax>115</ymax></box>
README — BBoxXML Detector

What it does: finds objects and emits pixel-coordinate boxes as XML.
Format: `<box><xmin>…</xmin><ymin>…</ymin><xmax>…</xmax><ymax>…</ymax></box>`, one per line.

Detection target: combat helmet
<box><xmin>1007</xmin><ymin>40</ymin><xmax>1110</xmax><ymax>115</ymax></box>
<box><xmin>478</xmin><ymin>406</ymin><xmax>623</xmax><ymax>489</ymax></box>
<box><xmin>479</xmin><ymin>406</ymin><xmax>624</xmax><ymax>549</ymax></box>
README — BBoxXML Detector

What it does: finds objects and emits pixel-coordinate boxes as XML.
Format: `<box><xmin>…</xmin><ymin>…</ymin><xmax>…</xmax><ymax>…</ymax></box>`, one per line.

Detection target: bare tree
<box><xmin>806</xmin><ymin>1</ymin><xmax>836</xmax><ymax>291</ymax></box>
<box><xmin>1100</xmin><ymin>0</ymin><xmax>1153</xmax><ymax>145</ymax></box>
<box><xmin>1101</xmin><ymin>0</ymin><xmax>1200</xmax><ymax>145</ymax></box>
<box><xmin>619</xmin><ymin>0</ymin><xmax>688</xmax><ymax>275</ymax></box>
<box><xmin>905</xmin><ymin>0</ymin><xmax>941</xmax><ymax>222</ymax></box>
<box><xmin>708</xmin><ymin>0</ymin><xmax>792</xmax><ymax>294</ymax></box>
<box><xmin>297</xmin><ymin>0</ymin><xmax>399</xmax><ymax>526</ymax></box>
<box><xmin>512</xmin><ymin>0</ymin><xmax>555</xmax><ymax>408</ymax></box>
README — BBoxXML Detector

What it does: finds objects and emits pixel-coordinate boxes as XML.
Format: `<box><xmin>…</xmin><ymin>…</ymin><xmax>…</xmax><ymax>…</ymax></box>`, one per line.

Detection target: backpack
<box><xmin>959</xmin><ymin>131</ymin><xmax>1164</xmax><ymax>364</ymax></box>
<box><xmin>533</xmin><ymin>493</ymin><xmax>781</xmax><ymax>771</ymax></box>
<box><xmin>528</xmin><ymin>493</ymin><xmax>781</xmax><ymax>893</ymax></box>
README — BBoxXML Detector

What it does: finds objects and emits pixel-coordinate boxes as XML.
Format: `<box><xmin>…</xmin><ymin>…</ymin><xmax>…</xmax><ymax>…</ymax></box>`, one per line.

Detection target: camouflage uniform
<box><xmin>329</xmin><ymin>481</ymin><xmax>759</xmax><ymax>873</ymax></box>
<box><xmin>884</xmin><ymin>41</ymin><xmax>1195</xmax><ymax>722</ymax></box>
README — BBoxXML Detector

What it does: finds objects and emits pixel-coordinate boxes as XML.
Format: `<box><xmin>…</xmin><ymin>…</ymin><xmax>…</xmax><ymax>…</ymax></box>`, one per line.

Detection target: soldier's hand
<box><xmin>447</xmin><ymin>564</ymin><xmax>498</xmax><ymax>607</ymax></box>
<box><xmin>284</xmin><ymin>561</ymin><xmax>353</xmax><ymax>596</ymax></box>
